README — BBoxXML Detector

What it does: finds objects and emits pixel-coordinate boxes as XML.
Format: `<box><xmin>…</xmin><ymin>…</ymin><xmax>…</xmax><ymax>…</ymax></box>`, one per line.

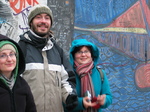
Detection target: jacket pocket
<box><xmin>55</xmin><ymin>71</ymin><xmax>61</xmax><ymax>87</ymax></box>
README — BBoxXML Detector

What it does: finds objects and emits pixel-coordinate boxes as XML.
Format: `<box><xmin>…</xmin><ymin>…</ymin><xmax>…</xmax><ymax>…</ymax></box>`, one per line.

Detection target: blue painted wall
<box><xmin>74</xmin><ymin>0</ymin><xmax>150</xmax><ymax>112</ymax></box>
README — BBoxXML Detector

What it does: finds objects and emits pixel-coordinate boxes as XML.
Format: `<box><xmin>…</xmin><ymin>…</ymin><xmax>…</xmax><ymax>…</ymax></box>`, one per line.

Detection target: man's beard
<box><xmin>31</xmin><ymin>23</ymin><xmax>50</xmax><ymax>37</ymax></box>
<box><xmin>34</xmin><ymin>31</ymin><xmax>49</xmax><ymax>37</ymax></box>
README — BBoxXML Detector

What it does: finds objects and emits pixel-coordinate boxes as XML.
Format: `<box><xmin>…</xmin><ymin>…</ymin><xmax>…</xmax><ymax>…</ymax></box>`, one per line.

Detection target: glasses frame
<box><xmin>0</xmin><ymin>53</ymin><xmax>16</xmax><ymax>60</ymax></box>
<box><xmin>76</xmin><ymin>50</ymin><xmax>90</xmax><ymax>55</ymax></box>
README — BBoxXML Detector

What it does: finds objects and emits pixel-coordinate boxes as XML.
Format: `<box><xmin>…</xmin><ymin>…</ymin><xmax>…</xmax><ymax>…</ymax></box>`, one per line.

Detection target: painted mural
<box><xmin>74</xmin><ymin>0</ymin><xmax>150</xmax><ymax>111</ymax></box>
<box><xmin>0</xmin><ymin>0</ymin><xmax>150</xmax><ymax>112</ymax></box>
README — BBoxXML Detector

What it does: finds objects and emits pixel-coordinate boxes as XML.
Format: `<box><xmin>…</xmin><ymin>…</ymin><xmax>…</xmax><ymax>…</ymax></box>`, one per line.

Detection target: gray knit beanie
<box><xmin>0</xmin><ymin>44</ymin><xmax>16</xmax><ymax>53</ymax></box>
<box><xmin>28</xmin><ymin>4</ymin><xmax>53</xmax><ymax>27</ymax></box>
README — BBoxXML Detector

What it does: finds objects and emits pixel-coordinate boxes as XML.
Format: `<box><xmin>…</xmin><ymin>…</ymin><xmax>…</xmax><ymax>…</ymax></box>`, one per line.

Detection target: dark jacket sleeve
<box><xmin>55</xmin><ymin>43</ymin><xmax>76</xmax><ymax>93</ymax></box>
<box><xmin>55</xmin><ymin>44</ymin><xmax>78</xmax><ymax>111</ymax></box>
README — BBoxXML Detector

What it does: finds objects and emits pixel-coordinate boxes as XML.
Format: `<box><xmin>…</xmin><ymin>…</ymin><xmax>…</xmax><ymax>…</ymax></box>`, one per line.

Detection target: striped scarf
<box><xmin>74</xmin><ymin>61</ymin><xmax>97</xmax><ymax>112</ymax></box>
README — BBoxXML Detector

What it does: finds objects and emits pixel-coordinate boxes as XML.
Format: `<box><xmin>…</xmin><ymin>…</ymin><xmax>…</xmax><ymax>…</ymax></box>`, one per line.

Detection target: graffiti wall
<box><xmin>0</xmin><ymin>0</ymin><xmax>150</xmax><ymax>112</ymax></box>
<box><xmin>0</xmin><ymin>0</ymin><xmax>74</xmax><ymax>53</ymax></box>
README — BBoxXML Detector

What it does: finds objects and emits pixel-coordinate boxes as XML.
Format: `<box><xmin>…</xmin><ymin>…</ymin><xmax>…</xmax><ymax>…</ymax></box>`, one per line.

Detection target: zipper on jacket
<box><xmin>9</xmin><ymin>89</ymin><xmax>16</xmax><ymax>112</ymax></box>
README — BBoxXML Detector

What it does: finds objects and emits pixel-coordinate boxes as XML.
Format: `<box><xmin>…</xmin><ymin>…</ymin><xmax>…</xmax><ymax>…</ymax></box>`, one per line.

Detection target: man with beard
<box><xmin>18</xmin><ymin>4</ymin><xmax>77</xmax><ymax>112</ymax></box>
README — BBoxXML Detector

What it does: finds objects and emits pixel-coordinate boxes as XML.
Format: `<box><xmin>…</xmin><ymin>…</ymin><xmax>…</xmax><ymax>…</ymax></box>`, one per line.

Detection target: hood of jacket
<box><xmin>0</xmin><ymin>34</ymin><xmax>25</xmax><ymax>75</ymax></box>
<box><xmin>19</xmin><ymin>30</ymin><xmax>55</xmax><ymax>49</ymax></box>
<box><xmin>69</xmin><ymin>39</ymin><xmax>99</xmax><ymax>67</ymax></box>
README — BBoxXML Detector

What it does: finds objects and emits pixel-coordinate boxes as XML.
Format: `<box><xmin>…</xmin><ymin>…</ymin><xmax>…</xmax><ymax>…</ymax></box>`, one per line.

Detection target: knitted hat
<box><xmin>0</xmin><ymin>44</ymin><xmax>16</xmax><ymax>53</ymax></box>
<box><xmin>28</xmin><ymin>4</ymin><xmax>53</xmax><ymax>26</ymax></box>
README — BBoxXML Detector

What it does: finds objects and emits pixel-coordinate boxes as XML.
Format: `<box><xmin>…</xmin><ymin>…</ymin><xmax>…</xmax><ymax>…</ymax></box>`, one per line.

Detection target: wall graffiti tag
<box><xmin>9</xmin><ymin>0</ymin><xmax>39</xmax><ymax>13</ymax></box>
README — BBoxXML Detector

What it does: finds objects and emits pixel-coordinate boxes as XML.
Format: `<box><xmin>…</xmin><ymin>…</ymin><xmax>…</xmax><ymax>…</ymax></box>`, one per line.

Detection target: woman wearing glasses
<box><xmin>65</xmin><ymin>39</ymin><xmax>112</xmax><ymax>112</ymax></box>
<box><xmin>0</xmin><ymin>34</ymin><xmax>36</xmax><ymax>112</ymax></box>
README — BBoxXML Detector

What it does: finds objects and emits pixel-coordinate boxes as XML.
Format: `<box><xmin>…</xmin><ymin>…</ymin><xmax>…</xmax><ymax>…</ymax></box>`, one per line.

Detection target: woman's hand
<box><xmin>83</xmin><ymin>97</ymin><xmax>97</xmax><ymax>108</ymax></box>
<box><xmin>97</xmin><ymin>94</ymin><xmax>106</xmax><ymax>105</ymax></box>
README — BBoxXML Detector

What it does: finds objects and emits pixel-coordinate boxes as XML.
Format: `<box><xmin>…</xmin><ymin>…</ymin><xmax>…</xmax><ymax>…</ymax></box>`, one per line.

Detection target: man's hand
<box><xmin>66</xmin><ymin>94</ymin><xmax>78</xmax><ymax>111</ymax></box>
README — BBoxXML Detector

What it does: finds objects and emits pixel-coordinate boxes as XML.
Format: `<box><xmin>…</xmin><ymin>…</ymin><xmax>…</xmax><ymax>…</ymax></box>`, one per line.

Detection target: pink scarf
<box><xmin>74</xmin><ymin>61</ymin><xmax>97</xmax><ymax>112</ymax></box>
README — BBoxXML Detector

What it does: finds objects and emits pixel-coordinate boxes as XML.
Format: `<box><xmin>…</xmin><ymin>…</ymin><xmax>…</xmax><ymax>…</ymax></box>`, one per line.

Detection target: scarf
<box><xmin>74</xmin><ymin>61</ymin><xmax>97</xmax><ymax>112</ymax></box>
<box><xmin>0</xmin><ymin>73</ymin><xmax>15</xmax><ymax>90</ymax></box>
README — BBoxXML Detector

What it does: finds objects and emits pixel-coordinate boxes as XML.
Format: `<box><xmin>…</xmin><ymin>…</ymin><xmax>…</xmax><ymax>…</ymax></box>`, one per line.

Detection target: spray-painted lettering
<box><xmin>9</xmin><ymin>0</ymin><xmax>39</xmax><ymax>13</ymax></box>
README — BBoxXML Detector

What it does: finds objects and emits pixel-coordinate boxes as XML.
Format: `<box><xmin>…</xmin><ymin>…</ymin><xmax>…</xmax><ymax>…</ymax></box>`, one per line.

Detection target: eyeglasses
<box><xmin>76</xmin><ymin>51</ymin><xmax>90</xmax><ymax>55</ymax></box>
<box><xmin>0</xmin><ymin>53</ymin><xmax>16</xmax><ymax>60</ymax></box>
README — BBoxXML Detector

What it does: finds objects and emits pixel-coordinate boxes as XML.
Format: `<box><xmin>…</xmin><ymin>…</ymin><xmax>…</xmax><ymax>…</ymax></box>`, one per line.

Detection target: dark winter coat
<box><xmin>0</xmin><ymin>34</ymin><xmax>36</xmax><ymax>112</ymax></box>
